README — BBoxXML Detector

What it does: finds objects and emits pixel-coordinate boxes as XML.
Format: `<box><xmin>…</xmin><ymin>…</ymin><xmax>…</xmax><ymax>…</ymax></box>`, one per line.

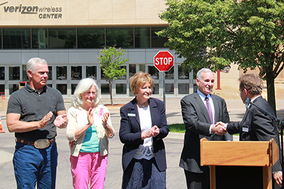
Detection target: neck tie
<box><xmin>205</xmin><ymin>96</ymin><xmax>213</xmax><ymax>124</ymax></box>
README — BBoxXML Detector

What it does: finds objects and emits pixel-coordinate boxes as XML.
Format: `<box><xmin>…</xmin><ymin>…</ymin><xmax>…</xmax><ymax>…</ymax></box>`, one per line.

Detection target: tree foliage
<box><xmin>158</xmin><ymin>0</ymin><xmax>284</xmax><ymax>113</ymax></box>
<box><xmin>99</xmin><ymin>46</ymin><xmax>128</xmax><ymax>105</ymax></box>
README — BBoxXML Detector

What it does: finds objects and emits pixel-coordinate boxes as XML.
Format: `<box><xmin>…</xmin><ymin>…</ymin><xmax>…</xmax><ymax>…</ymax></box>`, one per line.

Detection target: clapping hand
<box><xmin>87</xmin><ymin>108</ymin><xmax>94</xmax><ymax>126</ymax></box>
<box><xmin>101</xmin><ymin>112</ymin><xmax>110</xmax><ymax>128</ymax></box>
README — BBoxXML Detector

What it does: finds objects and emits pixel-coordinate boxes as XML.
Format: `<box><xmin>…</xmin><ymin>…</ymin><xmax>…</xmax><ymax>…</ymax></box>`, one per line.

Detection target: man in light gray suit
<box><xmin>179</xmin><ymin>68</ymin><xmax>232</xmax><ymax>189</ymax></box>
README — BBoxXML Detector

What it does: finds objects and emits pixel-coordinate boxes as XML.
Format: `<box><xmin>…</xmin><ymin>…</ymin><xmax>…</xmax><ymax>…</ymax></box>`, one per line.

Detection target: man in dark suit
<box><xmin>217</xmin><ymin>73</ymin><xmax>282</xmax><ymax>188</ymax></box>
<box><xmin>179</xmin><ymin>68</ymin><xmax>232</xmax><ymax>189</ymax></box>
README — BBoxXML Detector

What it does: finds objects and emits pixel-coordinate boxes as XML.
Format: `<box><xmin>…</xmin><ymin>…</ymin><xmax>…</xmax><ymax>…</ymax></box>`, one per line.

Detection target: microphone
<box><xmin>245</xmin><ymin>97</ymin><xmax>251</xmax><ymax>109</ymax></box>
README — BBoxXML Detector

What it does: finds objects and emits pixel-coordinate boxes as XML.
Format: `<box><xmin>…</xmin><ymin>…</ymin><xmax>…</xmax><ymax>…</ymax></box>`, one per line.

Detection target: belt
<box><xmin>16</xmin><ymin>138</ymin><xmax>55</xmax><ymax>149</ymax></box>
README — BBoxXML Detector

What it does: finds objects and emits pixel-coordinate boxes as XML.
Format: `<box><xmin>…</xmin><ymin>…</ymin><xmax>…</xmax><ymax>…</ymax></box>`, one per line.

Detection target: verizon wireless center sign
<box><xmin>0</xmin><ymin>1</ymin><xmax>63</xmax><ymax>19</ymax></box>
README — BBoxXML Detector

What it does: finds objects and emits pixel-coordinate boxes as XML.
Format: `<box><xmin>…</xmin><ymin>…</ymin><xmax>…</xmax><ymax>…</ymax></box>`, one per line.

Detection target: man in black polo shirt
<box><xmin>7</xmin><ymin>57</ymin><xmax>67</xmax><ymax>189</ymax></box>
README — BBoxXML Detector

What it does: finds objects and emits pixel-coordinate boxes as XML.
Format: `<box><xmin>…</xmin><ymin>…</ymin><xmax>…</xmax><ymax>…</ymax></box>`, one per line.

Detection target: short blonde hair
<box><xmin>130</xmin><ymin>71</ymin><xmax>154</xmax><ymax>95</ymax></box>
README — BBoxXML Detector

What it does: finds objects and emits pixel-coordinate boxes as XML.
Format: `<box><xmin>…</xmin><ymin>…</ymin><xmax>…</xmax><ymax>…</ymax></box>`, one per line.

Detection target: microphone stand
<box><xmin>249</xmin><ymin>101</ymin><xmax>284</xmax><ymax>188</ymax></box>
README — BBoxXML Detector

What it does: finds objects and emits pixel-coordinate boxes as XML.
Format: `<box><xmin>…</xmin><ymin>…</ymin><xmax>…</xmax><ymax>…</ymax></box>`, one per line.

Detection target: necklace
<box><xmin>137</xmin><ymin>101</ymin><xmax>148</xmax><ymax>108</ymax></box>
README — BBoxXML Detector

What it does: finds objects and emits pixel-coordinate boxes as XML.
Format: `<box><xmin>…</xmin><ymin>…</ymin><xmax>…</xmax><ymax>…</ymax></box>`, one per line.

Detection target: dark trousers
<box><xmin>184</xmin><ymin>168</ymin><xmax>209</xmax><ymax>189</ymax></box>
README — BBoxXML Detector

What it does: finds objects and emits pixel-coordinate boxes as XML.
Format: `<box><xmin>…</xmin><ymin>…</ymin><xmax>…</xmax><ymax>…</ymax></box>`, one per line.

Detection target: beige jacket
<box><xmin>66</xmin><ymin>105</ymin><xmax>115</xmax><ymax>157</ymax></box>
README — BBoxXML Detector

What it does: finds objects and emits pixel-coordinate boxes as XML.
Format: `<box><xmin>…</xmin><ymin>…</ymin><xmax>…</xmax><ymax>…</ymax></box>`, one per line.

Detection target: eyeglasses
<box><xmin>85</xmin><ymin>91</ymin><xmax>97</xmax><ymax>96</ymax></box>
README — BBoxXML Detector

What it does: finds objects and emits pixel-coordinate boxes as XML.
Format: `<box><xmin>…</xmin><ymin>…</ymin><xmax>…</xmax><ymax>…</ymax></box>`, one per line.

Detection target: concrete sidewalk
<box><xmin>0</xmin><ymin>97</ymin><xmax>283</xmax><ymax>188</ymax></box>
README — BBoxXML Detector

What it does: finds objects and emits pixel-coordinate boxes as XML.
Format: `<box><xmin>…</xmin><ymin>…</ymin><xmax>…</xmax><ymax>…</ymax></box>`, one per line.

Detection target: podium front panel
<box><xmin>215</xmin><ymin>166</ymin><xmax>263</xmax><ymax>189</ymax></box>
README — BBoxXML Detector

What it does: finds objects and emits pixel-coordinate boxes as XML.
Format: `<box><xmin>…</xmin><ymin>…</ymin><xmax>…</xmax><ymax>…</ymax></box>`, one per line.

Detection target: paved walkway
<box><xmin>0</xmin><ymin>97</ymin><xmax>284</xmax><ymax>188</ymax></box>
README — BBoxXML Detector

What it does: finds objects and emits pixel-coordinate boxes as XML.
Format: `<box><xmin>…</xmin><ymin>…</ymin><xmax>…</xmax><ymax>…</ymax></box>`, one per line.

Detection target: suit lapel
<box><xmin>212</xmin><ymin>95</ymin><xmax>218</xmax><ymax>124</ymax></box>
<box><xmin>194</xmin><ymin>93</ymin><xmax>212</xmax><ymax>124</ymax></box>
<box><xmin>129</xmin><ymin>98</ymin><xmax>140</xmax><ymax>126</ymax></box>
<box><xmin>149</xmin><ymin>98</ymin><xmax>157</xmax><ymax>127</ymax></box>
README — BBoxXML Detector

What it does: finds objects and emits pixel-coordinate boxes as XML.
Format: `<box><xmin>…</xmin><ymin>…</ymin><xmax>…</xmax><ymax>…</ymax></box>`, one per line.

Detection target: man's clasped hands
<box><xmin>211</xmin><ymin>122</ymin><xmax>227</xmax><ymax>135</ymax></box>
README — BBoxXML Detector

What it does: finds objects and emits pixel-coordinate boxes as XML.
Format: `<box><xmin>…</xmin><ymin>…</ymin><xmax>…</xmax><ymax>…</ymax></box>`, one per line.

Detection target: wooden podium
<box><xmin>200</xmin><ymin>138</ymin><xmax>279</xmax><ymax>189</ymax></box>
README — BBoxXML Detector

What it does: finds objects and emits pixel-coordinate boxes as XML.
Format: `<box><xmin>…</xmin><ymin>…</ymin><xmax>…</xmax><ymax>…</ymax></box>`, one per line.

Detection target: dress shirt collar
<box><xmin>197</xmin><ymin>89</ymin><xmax>211</xmax><ymax>100</ymax></box>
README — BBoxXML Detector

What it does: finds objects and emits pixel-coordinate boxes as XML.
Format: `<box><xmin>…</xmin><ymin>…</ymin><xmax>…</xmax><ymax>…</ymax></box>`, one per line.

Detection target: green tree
<box><xmin>99</xmin><ymin>47</ymin><xmax>128</xmax><ymax>105</ymax></box>
<box><xmin>158</xmin><ymin>0</ymin><xmax>284</xmax><ymax>114</ymax></box>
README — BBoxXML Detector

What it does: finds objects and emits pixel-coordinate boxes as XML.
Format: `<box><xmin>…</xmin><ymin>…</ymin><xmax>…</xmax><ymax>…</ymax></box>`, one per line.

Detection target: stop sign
<box><xmin>153</xmin><ymin>51</ymin><xmax>174</xmax><ymax>72</ymax></box>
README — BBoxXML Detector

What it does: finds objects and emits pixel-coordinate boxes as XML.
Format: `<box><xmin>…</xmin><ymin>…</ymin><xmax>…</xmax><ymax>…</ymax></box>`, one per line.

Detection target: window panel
<box><xmin>49</xmin><ymin>28</ymin><xmax>76</xmax><ymax>48</ymax></box>
<box><xmin>116</xmin><ymin>84</ymin><xmax>126</xmax><ymax>94</ymax></box>
<box><xmin>178</xmin><ymin>65</ymin><xmax>189</xmax><ymax>79</ymax></box>
<box><xmin>78</xmin><ymin>28</ymin><xmax>105</xmax><ymax>48</ymax></box>
<box><xmin>151</xmin><ymin>27</ymin><xmax>167</xmax><ymax>48</ymax></box>
<box><xmin>71</xmin><ymin>66</ymin><xmax>82</xmax><ymax>80</ymax></box>
<box><xmin>56</xmin><ymin>66</ymin><xmax>67</xmax><ymax>80</ymax></box>
<box><xmin>86</xmin><ymin>66</ymin><xmax>97</xmax><ymax>80</ymax></box>
<box><xmin>148</xmin><ymin>66</ymin><xmax>159</xmax><ymax>79</ymax></box>
<box><xmin>0</xmin><ymin>67</ymin><xmax>5</xmax><ymax>80</ymax></box>
<box><xmin>101</xmin><ymin>84</ymin><xmax>109</xmax><ymax>94</ymax></box>
<box><xmin>135</xmin><ymin>27</ymin><xmax>150</xmax><ymax>48</ymax></box>
<box><xmin>3</xmin><ymin>29</ymin><xmax>30</xmax><ymax>49</ymax></box>
<box><xmin>178</xmin><ymin>83</ymin><xmax>189</xmax><ymax>94</ymax></box>
<box><xmin>32</xmin><ymin>28</ymin><xmax>47</xmax><ymax>49</ymax></box>
<box><xmin>9</xmin><ymin>84</ymin><xmax>19</xmax><ymax>95</ymax></box>
<box><xmin>165</xmin><ymin>67</ymin><xmax>174</xmax><ymax>79</ymax></box>
<box><xmin>106</xmin><ymin>28</ymin><xmax>133</xmax><ymax>48</ymax></box>
<box><xmin>57</xmin><ymin>84</ymin><xmax>67</xmax><ymax>95</ymax></box>
<box><xmin>9</xmin><ymin>66</ymin><xmax>20</xmax><ymax>80</ymax></box>
<box><xmin>129</xmin><ymin>64</ymin><xmax>146</xmax><ymax>77</ymax></box>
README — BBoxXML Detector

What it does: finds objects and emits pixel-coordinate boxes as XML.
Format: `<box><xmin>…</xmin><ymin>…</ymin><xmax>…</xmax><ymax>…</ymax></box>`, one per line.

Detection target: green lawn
<box><xmin>168</xmin><ymin>123</ymin><xmax>185</xmax><ymax>133</ymax></box>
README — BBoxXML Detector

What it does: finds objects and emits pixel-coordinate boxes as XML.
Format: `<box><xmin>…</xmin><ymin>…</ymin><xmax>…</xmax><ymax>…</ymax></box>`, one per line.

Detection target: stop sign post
<box><xmin>153</xmin><ymin>51</ymin><xmax>174</xmax><ymax>106</ymax></box>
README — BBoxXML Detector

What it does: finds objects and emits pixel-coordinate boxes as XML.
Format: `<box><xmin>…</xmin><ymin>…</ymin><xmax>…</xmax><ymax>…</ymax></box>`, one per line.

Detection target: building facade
<box><xmin>0</xmin><ymin>0</ymin><xmax>199</xmax><ymax>99</ymax></box>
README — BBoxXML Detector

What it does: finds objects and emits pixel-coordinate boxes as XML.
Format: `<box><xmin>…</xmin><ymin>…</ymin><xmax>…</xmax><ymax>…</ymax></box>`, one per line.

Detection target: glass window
<box><xmin>165</xmin><ymin>67</ymin><xmax>174</xmax><ymax>79</ymax></box>
<box><xmin>71</xmin><ymin>84</ymin><xmax>77</xmax><ymax>94</ymax></box>
<box><xmin>101</xmin><ymin>69</ymin><xmax>106</xmax><ymax>80</ymax></box>
<box><xmin>57</xmin><ymin>84</ymin><xmax>67</xmax><ymax>95</ymax></box>
<box><xmin>129</xmin><ymin>64</ymin><xmax>146</xmax><ymax>77</ymax></box>
<box><xmin>135</xmin><ymin>27</ymin><xmax>150</xmax><ymax>48</ymax></box>
<box><xmin>117</xmin><ymin>66</ymin><xmax>126</xmax><ymax>80</ymax></box>
<box><xmin>153</xmin><ymin>83</ymin><xmax>159</xmax><ymax>94</ymax></box>
<box><xmin>178</xmin><ymin>65</ymin><xmax>189</xmax><ymax>79</ymax></box>
<box><xmin>86</xmin><ymin>66</ymin><xmax>97</xmax><ymax>80</ymax></box>
<box><xmin>151</xmin><ymin>27</ymin><xmax>168</xmax><ymax>48</ymax></box>
<box><xmin>3</xmin><ymin>29</ymin><xmax>30</xmax><ymax>49</ymax></box>
<box><xmin>0</xmin><ymin>85</ymin><xmax>4</xmax><ymax>95</ymax></box>
<box><xmin>49</xmin><ymin>28</ymin><xmax>76</xmax><ymax>48</ymax></box>
<box><xmin>194</xmin><ymin>84</ymin><xmax>198</xmax><ymax>92</ymax></box>
<box><xmin>48</xmin><ymin>66</ymin><xmax>52</xmax><ymax>80</ymax></box>
<box><xmin>9</xmin><ymin>66</ymin><xmax>20</xmax><ymax>80</ymax></box>
<box><xmin>9</xmin><ymin>84</ymin><xmax>19</xmax><ymax>95</ymax></box>
<box><xmin>101</xmin><ymin>84</ymin><xmax>109</xmax><ymax>94</ymax></box>
<box><xmin>71</xmin><ymin>66</ymin><xmax>82</xmax><ymax>80</ymax></box>
<box><xmin>166</xmin><ymin>83</ymin><xmax>174</xmax><ymax>94</ymax></box>
<box><xmin>78</xmin><ymin>28</ymin><xmax>105</xmax><ymax>48</ymax></box>
<box><xmin>116</xmin><ymin>84</ymin><xmax>126</xmax><ymax>94</ymax></box>
<box><xmin>106</xmin><ymin>28</ymin><xmax>133</xmax><ymax>48</ymax></box>
<box><xmin>32</xmin><ymin>28</ymin><xmax>47</xmax><ymax>49</ymax></box>
<box><xmin>178</xmin><ymin>83</ymin><xmax>189</xmax><ymax>94</ymax></box>
<box><xmin>22</xmin><ymin>65</ymin><xmax>28</xmax><ymax>81</ymax></box>
<box><xmin>56</xmin><ymin>66</ymin><xmax>67</xmax><ymax>80</ymax></box>
<box><xmin>47</xmin><ymin>84</ymin><xmax>52</xmax><ymax>88</ymax></box>
<box><xmin>0</xmin><ymin>67</ymin><xmax>5</xmax><ymax>80</ymax></box>
<box><xmin>148</xmin><ymin>66</ymin><xmax>159</xmax><ymax>79</ymax></box>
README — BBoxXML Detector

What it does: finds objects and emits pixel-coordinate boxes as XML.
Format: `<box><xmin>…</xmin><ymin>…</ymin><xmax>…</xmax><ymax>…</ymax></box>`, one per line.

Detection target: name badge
<box><xmin>128</xmin><ymin>113</ymin><xmax>136</xmax><ymax>117</ymax></box>
<box><xmin>242</xmin><ymin>125</ymin><xmax>249</xmax><ymax>132</ymax></box>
